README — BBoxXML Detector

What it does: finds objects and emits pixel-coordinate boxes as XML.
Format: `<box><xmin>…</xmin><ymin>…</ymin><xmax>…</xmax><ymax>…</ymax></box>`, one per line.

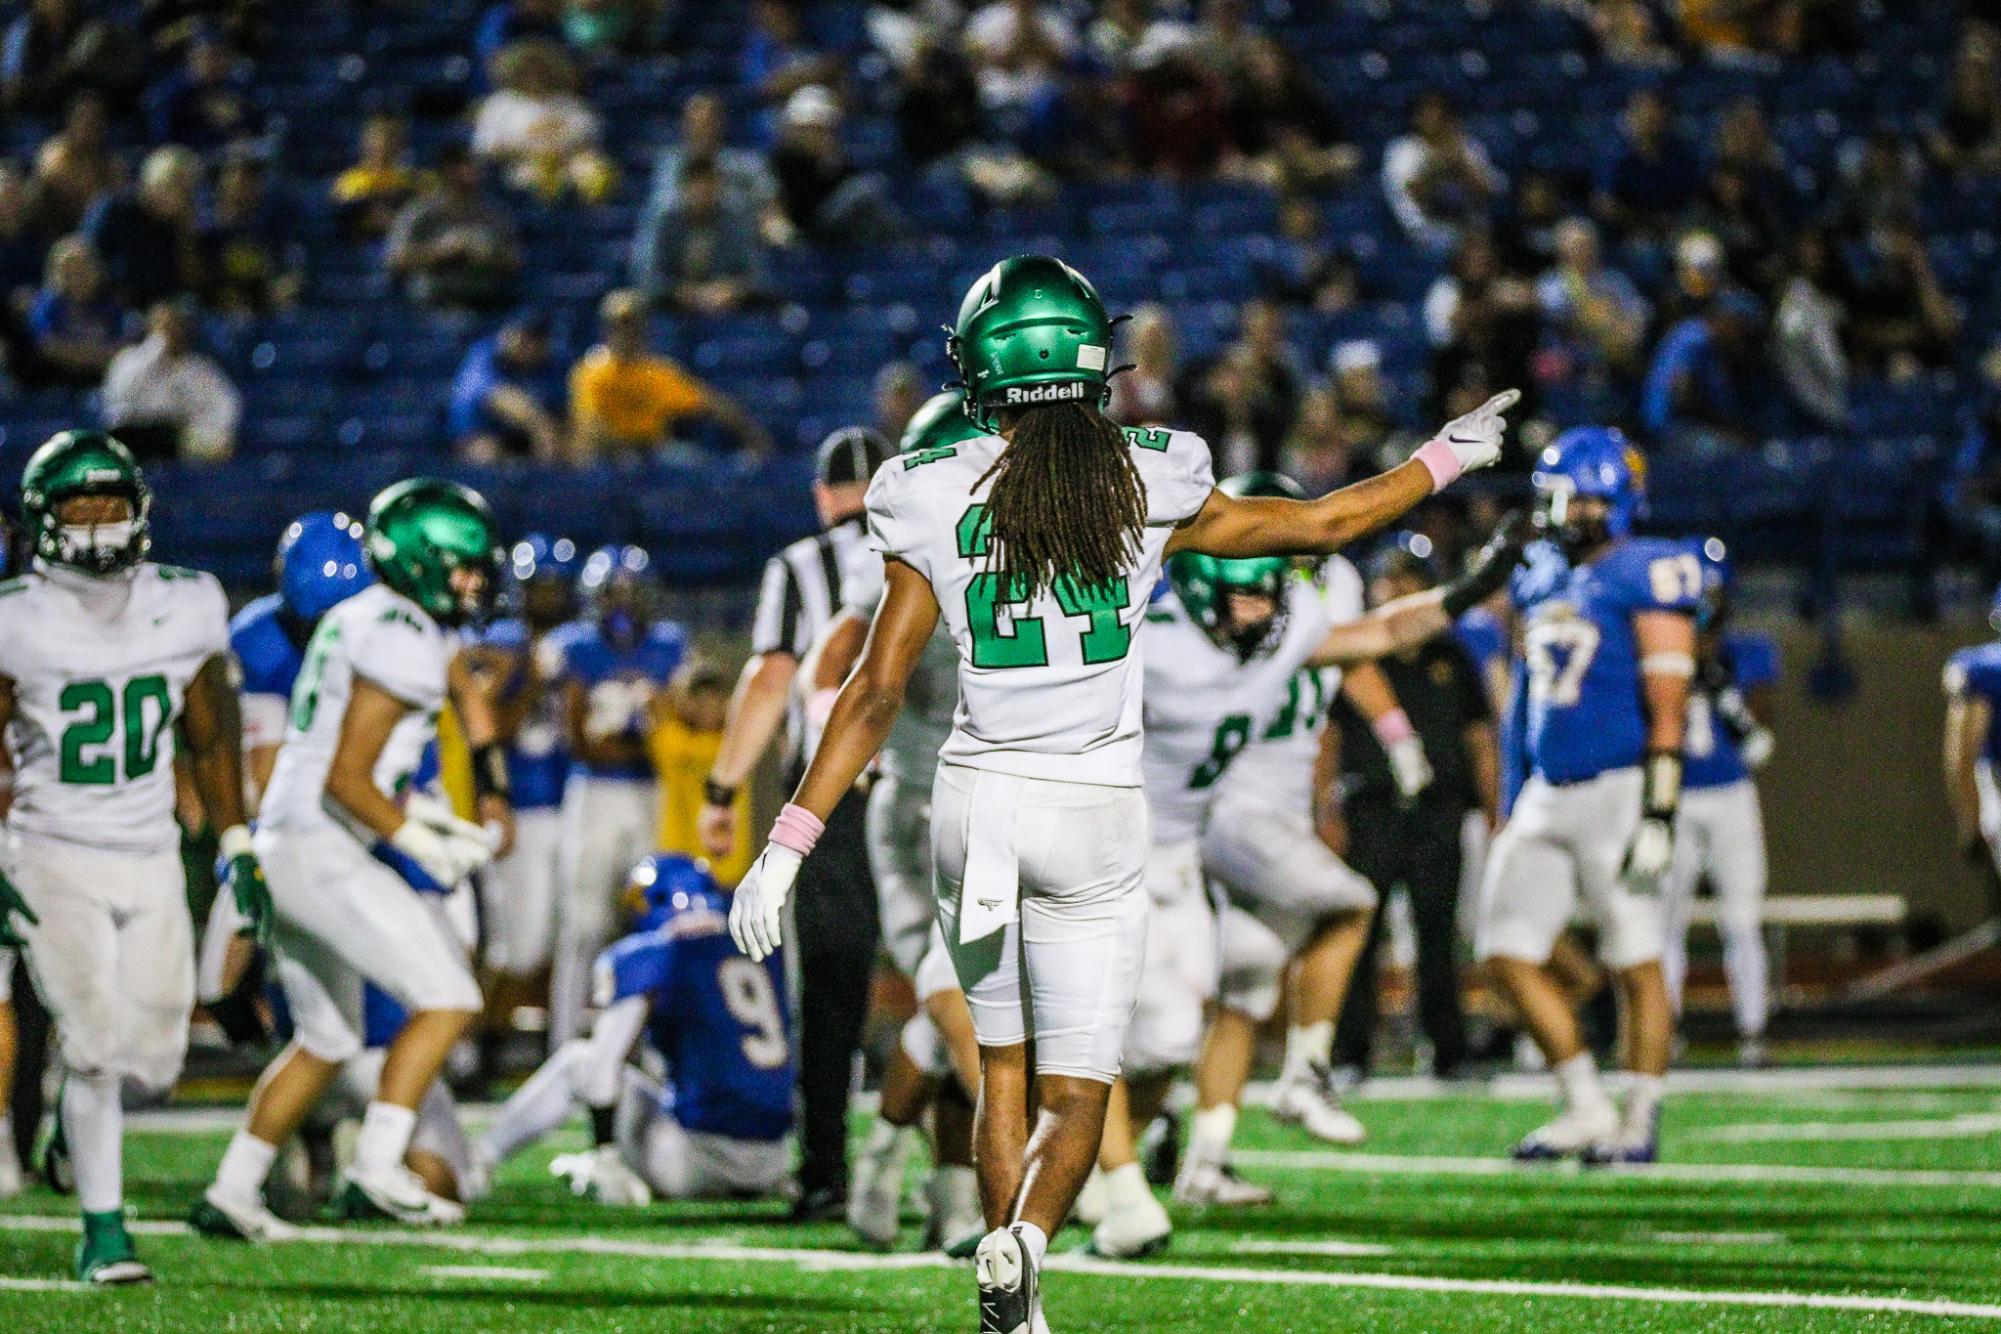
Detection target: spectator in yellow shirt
<box><xmin>647</xmin><ymin>657</ymin><xmax>754</xmax><ymax>886</ymax></box>
<box><xmin>568</xmin><ymin>288</ymin><xmax>772</xmax><ymax>459</ymax></box>
<box><xmin>333</xmin><ymin>111</ymin><xmax>424</xmax><ymax>240</ymax></box>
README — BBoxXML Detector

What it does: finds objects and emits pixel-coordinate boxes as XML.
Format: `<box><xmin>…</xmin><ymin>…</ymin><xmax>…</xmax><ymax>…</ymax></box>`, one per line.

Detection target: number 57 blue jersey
<box><xmin>1512</xmin><ymin>537</ymin><xmax>1702</xmax><ymax>785</ymax></box>
<box><xmin>594</xmin><ymin>908</ymin><xmax>794</xmax><ymax>1142</ymax></box>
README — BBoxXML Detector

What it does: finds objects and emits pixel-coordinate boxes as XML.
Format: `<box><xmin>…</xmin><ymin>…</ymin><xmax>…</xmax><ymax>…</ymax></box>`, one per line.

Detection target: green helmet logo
<box><xmin>947</xmin><ymin>256</ymin><xmax>1119</xmax><ymax>430</ymax></box>
<box><xmin>364</xmin><ymin>477</ymin><xmax>502</xmax><ymax>625</ymax></box>
<box><xmin>899</xmin><ymin>390</ymin><xmax>984</xmax><ymax>455</ymax></box>
<box><xmin>20</xmin><ymin>429</ymin><xmax>151</xmax><ymax>575</ymax></box>
<box><xmin>1167</xmin><ymin>549</ymin><xmax>1293</xmax><ymax>659</ymax></box>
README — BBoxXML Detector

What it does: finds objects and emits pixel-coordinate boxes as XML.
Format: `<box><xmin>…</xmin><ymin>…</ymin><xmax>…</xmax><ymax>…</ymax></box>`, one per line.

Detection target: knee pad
<box><xmin>295</xmin><ymin>1024</ymin><xmax>365</xmax><ymax>1067</ymax></box>
<box><xmin>1217</xmin><ymin>912</ymin><xmax>1286</xmax><ymax>1026</ymax></box>
<box><xmin>914</xmin><ymin>934</ymin><xmax>959</xmax><ymax>1005</ymax></box>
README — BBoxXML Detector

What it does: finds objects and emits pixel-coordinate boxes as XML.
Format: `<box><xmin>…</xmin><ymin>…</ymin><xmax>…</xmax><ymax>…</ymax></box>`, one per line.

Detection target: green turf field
<box><xmin>5</xmin><ymin>1074</ymin><xmax>2001</xmax><ymax>1332</ymax></box>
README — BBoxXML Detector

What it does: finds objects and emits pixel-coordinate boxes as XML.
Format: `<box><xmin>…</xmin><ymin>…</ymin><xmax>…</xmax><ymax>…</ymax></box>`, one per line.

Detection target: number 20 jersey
<box><xmin>1510</xmin><ymin>537</ymin><xmax>1702</xmax><ymax>784</ymax></box>
<box><xmin>0</xmin><ymin>563</ymin><xmax>228</xmax><ymax>855</ymax></box>
<box><xmin>865</xmin><ymin>425</ymin><xmax>1215</xmax><ymax>788</ymax></box>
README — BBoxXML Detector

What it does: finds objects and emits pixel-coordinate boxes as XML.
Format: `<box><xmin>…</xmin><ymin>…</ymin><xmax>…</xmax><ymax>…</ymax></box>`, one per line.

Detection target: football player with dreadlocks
<box><xmin>192</xmin><ymin>478</ymin><xmax>512</xmax><ymax>1240</ymax></box>
<box><xmin>0</xmin><ymin>431</ymin><xmax>269</xmax><ymax>1283</ymax></box>
<box><xmin>1092</xmin><ymin>490</ymin><xmax>1524</xmax><ymax>1257</ymax></box>
<box><xmin>1476</xmin><ymin>427</ymin><xmax>1693</xmax><ymax>1166</ymax></box>
<box><xmin>724</xmin><ymin>255</ymin><xmax>1516</xmax><ymax>1332</ymax></box>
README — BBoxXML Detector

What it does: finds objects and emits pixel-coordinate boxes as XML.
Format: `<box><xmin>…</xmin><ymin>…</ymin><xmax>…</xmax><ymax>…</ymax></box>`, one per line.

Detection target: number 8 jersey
<box><xmin>0</xmin><ymin>563</ymin><xmax>229</xmax><ymax>855</ymax></box>
<box><xmin>864</xmin><ymin>425</ymin><xmax>1214</xmax><ymax>788</ymax></box>
<box><xmin>1511</xmin><ymin>537</ymin><xmax>1703</xmax><ymax>784</ymax></box>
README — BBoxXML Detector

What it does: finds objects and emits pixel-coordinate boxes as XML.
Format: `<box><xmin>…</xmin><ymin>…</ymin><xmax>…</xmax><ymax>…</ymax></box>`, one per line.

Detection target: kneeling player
<box><xmin>477</xmin><ymin>854</ymin><xmax>793</xmax><ymax>1202</ymax></box>
<box><xmin>1477</xmin><ymin>429</ymin><xmax>1690</xmax><ymax>1164</ymax></box>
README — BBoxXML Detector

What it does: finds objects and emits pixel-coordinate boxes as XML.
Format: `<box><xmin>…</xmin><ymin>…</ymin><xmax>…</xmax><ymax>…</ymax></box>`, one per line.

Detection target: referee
<box><xmin>702</xmin><ymin>425</ymin><xmax>888</xmax><ymax>1221</ymax></box>
<box><xmin>1331</xmin><ymin>535</ymin><xmax>1500</xmax><ymax>1080</ymax></box>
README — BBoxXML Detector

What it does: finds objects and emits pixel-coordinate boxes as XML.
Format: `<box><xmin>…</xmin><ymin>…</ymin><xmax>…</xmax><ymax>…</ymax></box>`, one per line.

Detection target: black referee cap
<box><xmin>815</xmin><ymin>426</ymin><xmax>890</xmax><ymax>485</ymax></box>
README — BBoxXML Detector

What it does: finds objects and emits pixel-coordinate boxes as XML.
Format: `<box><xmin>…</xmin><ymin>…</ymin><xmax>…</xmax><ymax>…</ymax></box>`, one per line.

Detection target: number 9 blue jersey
<box><xmin>1511</xmin><ymin>537</ymin><xmax>1702</xmax><ymax>784</ymax></box>
<box><xmin>595</xmin><ymin>907</ymin><xmax>794</xmax><ymax>1142</ymax></box>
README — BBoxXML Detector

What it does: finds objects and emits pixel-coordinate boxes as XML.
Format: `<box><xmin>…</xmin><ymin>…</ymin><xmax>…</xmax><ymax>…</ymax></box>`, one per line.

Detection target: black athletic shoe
<box><xmin>975</xmin><ymin>1225</ymin><xmax>1038</xmax><ymax>1334</ymax></box>
<box><xmin>787</xmin><ymin>1184</ymin><xmax>847</xmax><ymax>1223</ymax></box>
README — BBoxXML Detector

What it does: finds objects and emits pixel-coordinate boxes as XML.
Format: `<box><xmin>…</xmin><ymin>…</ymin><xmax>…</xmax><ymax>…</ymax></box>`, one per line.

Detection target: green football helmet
<box><xmin>1170</xmin><ymin>470</ymin><xmax>1303</xmax><ymax>657</ymax></box>
<box><xmin>947</xmin><ymin>256</ymin><xmax>1120</xmax><ymax>430</ymax></box>
<box><xmin>20</xmin><ymin>429</ymin><xmax>152</xmax><ymax>575</ymax></box>
<box><xmin>899</xmin><ymin>390</ymin><xmax>984</xmax><ymax>454</ymax></box>
<box><xmin>364</xmin><ymin>477</ymin><xmax>503</xmax><ymax>626</ymax></box>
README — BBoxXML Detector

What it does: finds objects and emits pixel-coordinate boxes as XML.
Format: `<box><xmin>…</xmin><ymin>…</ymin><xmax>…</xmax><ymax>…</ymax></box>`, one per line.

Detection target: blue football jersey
<box><xmin>1512</xmin><ymin>538</ymin><xmax>1703</xmax><ymax>784</ymax></box>
<box><xmin>1454</xmin><ymin>605</ymin><xmax>1507</xmax><ymax>681</ymax></box>
<box><xmin>597</xmin><ymin>909</ymin><xmax>793</xmax><ymax>1141</ymax></box>
<box><xmin>230</xmin><ymin>593</ymin><xmax>306</xmax><ymax>702</ymax></box>
<box><xmin>479</xmin><ymin>617</ymin><xmax>571</xmax><ymax>810</ymax></box>
<box><xmin>1945</xmin><ymin>640</ymin><xmax>2001</xmax><ymax>765</ymax></box>
<box><xmin>1685</xmin><ymin>630</ymin><xmax>1780</xmax><ymax>789</ymax></box>
<box><xmin>547</xmin><ymin>617</ymin><xmax>687</xmax><ymax>780</ymax></box>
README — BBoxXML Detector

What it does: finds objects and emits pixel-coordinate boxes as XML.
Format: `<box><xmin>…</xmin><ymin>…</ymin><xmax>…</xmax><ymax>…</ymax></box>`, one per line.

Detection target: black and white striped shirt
<box><xmin>750</xmin><ymin>518</ymin><xmax>866</xmax><ymax>662</ymax></box>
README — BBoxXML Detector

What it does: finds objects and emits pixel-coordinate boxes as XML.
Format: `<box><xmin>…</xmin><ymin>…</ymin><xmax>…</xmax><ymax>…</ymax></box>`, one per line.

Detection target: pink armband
<box><xmin>1371</xmin><ymin>708</ymin><xmax>1417</xmax><ymax>747</ymax></box>
<box><xmin>1411</xmin><ymin>438</ymin><xmax>1462</xmax><ymax>491</ymax></box>
<box><xmin>769</xmin><ymin>803</ymin><xmax>825</xmax><ymax>857</ymax></box>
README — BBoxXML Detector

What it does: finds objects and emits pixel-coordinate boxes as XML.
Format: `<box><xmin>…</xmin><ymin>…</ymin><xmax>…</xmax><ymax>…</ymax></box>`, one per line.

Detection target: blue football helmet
<box><xmin>580</xmin><ymin>543</ymin><xmax>658</xmax><ymax>643</ymax></box>
<box><xmin>1988</xmin><ymin>582</ymin><xmax>2001</xmax><ymax>636</ymax></box>
<box><xmin>275</xmin><ymin>511</ymin><xmax>371</xmax><ymax>622</ymax></box>
<box><xmin>506</xmin><ymin>532</ymin><xmax>581</xmax><ymax>624</ymax></box>
<box><xmin>626</xmin><ymin>853</ymin><xmax>724</xmax><ymax>932</ymax></box>
<box><xmin>1532</xmin><ymin>427</ymin><xmax>1646</xmax><ymax>554</ymax></box>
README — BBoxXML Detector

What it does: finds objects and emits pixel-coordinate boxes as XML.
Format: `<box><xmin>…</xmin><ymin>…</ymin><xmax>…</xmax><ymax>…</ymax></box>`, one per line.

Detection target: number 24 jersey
<box><xmin>865</xmin><ymin>425</ymin><xmax>1215</xmax><ymax>789</ymax></box>
<box><xmin>1510</xmin><ymin>537</ymin><xmax>1701</xmax><ymax>784</ymax></box>
<box><xmin>0</xmin><ymin>563</ymin><xmax>228</xmax><ymax>856</ymax></box>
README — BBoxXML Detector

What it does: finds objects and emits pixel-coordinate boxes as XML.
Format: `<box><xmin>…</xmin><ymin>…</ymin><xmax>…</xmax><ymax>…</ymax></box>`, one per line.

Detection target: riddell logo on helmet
<box><xmin>1001</xmin><ymin>382</ymin><xmax>1091</xmax><ymax>404</ymax></box>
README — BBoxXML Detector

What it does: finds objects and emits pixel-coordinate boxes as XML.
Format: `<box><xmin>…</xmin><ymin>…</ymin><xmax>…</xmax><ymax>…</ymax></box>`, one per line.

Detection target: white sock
<box><xmin>862</xmin><ymin>1117</ymin><xmax>907</xmax><ymax>1157</ymax></box>
<box><xmin>1104</xmin><ymin>1161</ymin><xmax>1151</xmax><ymax>1211</ymax></box>
<box><xmin>1625</xmin><ymin>1073</ymin><xmax>1665</xmax><ymax>1130</ymax></box>
<box><xmin>1189</xmin><ymin>1104</ymin><xmax>1237</xmax><ymax>1163</ymax></box>
<box><xmin>1282</xmin><ymin>1021</ymin><xmax>1334</xmax><ymax>1082</ymax></box>
<box><xmin>1013</xmin><ymin>1220</ymin><xmax>1049</xmax><ymax>1267</ymax></box>
<box><xmin>0</xmin><ymin>1113</ymin><xmax>12</xmax><ymax>1163</ymax></box>
<box><xmin>214</xmin><ymin>1130</ymin><xmax>278</xmax><ymax>1199</ymax></box>
<box><xmin>62</xmin><ymin>1073</ymin><xmax>123</xmax><ymax>1214</ymax></box>
<box><xmin>483</xmin><ymin>1041</ymin><xmax>592</xmax><ymax>1166</ymax></box>
<box><xmin>353</xmin><ymin>1101</ymin><xmax>418</xmax><ymax>1178</ymax></box>
<box><xmin>1554</xmin><ymin>1052</ymin><xmax>1611</xmax><ymax>1116</ymax></box>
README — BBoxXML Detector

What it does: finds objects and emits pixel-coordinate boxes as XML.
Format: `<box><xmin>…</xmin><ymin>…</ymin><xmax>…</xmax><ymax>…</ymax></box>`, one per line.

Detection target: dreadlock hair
<box><xmin>977</xmin><ymin>401</ymin><xmax>1148</xmax><ymax>601</ymax></box>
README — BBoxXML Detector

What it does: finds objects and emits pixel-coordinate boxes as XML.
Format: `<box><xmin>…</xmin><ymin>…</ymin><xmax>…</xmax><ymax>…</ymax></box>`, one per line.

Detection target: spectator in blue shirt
<box><xmin>740</xmin><ymin>0</ymin><xmax>842</xmax><ymax>148</ymax></box>
<box><xmin>26</xmin><ymin>233</ymin><xmax>127</xmax><ymax>387</ymax></box>
<box><xmin>1594</xmin><ymin>88</ymin><xmax>1703</xmax><ymax>237</ymax></box>
<box><xmin>82</xmin><ymin>145</ymin><xmax>204</xmax><ymax>309</ymax></box>
<box><xmin>633</xmin><ymin>92</ymin><xmax>780</xmax><ymax>285</ymax></box>
<box><xmin>450</xmin><ymin>310</ymin><xmax>566</xmax><ymax>461</ymax></box>
<box><xmin>147</xmin><ymin>29</ymin><xmax>265</xmax><ymax>154</ymax></box>
<box><xmin>475</xmin><ymin>0</ymin><xmax>566</xmax><ymax>77</ymax></box>
<box><xmin>1641</xmin><ymin>290</ymin><xmax>1765</xmax><ymax>452</ymax></box>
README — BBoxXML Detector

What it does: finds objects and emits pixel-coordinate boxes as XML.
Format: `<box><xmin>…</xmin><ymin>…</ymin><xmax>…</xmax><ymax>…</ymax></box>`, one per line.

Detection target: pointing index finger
<box><xmin>1483</xmin><ymin>389</ymin><xmax>1522</xmax><ymax>416</ymax></box>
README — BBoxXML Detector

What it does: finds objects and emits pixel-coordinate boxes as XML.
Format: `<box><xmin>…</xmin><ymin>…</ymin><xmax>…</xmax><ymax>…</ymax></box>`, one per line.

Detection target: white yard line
<box><xmin>1691</xmin><ymin>1113</ymin><xmax>2001</xmax><ymax>1143</ymax></box>
<box><xmin>1229</xmin><ymin>1148</ymin><xmax>2001</xmax><ymax>1189</ymax></box>
<box><xmin>0</xmin><ymin>1276</ymin><xmax>89</xmax><ymax>1292</ymax></box>
<box><xmin>419</xmin><ymin>1264</ymin><xmax>548</xmax><ymax>1281</ymax></box>
<box><xmin>1232</xmin><ymin>1239</ymin><xmax>1395</xmax><ymax>1257</ymax></box>
<box><xmin>1</xmin><ymin>1215</ymin><xmax>1997</xmax><ymax>1321</ymax></box>
<box><xmin>1643</xmin><ymin>1230</ymin><xmax>1787</xmax><ymax>1246</ymax></box>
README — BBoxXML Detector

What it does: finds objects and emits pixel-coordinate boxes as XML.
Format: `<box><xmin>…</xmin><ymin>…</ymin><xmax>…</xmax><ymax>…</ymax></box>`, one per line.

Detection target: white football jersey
<box><xmin>0</xmin><ymin>562</ymin><xmax>229</xmax><ymax>855</ymax></box>
<box><xmin>837</xmin><ymin>540</ymin><xmax>959</xmax><ymax>788</ymax></box>
<box><xmin>1216</xmin><ymin>557</ymin><xmax>1366</xmax><ymax>815</ymax></box>
<box><xmin>1140</xmin><ymin>576</ymin><xmax>1336</xmax><ymax>845</ymax></box>
<box><xmin>865</xmin><ymin>424</ymin><xmax>1214</xmax><ymax>787</ymax></box>
<box><xmin>259</xmin><ymin>583</ymin><xmax>455</xmax><ymax>844</ymax></box>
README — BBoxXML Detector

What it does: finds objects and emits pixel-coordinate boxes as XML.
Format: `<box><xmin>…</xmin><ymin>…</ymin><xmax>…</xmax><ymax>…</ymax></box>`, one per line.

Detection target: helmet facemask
<box><xmin>1536</xmin><ymin>484</ymin><xmax>1613</xmax><ymax>561</ymax></box>
<box><xmin>48</xmin><ymin>490</ymin><xmax>147</xmax><ymax>576</ymax></box>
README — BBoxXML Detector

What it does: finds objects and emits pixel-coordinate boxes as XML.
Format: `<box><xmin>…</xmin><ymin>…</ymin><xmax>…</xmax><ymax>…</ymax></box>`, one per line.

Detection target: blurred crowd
<box><xmin>0</xmin><ymin>0</ymin><xmax>1997</xmax><ymax>579</ymax></box>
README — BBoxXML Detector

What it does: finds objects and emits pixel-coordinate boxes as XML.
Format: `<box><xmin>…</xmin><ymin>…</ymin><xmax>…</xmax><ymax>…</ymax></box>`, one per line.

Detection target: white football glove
<box><xmin>1385</xmin><ymin>734</ymin><xmax>1434</xmax><ymax>803</ymax></box>
<box><xmin>1739</xmin><ymin>726</ymin><xmax>1775</xmax><ymax>770</ymax></box>
<box><xmin>1432</xmin><ymin>389</ymin><xmax>1520</xmax><ymax>476</ymax></box>
<box><xmin>391</xmin><ymin>795</ymin><xmax>497</xmax><ymax>888</ymax></box>
<box><xmin>549</xmin><ymin>1147</ymin><xmax>652</xmax><ymax>1206</ymax></box>
<box><xmin>729</xmin><ymin>844</ymin><xmax>803</xmax><ymax>962</ymax></box>
<box><xmin>1621</xmin><ymin>817</ymin><xmax>1675</xmax><ymax>894</ymax></box>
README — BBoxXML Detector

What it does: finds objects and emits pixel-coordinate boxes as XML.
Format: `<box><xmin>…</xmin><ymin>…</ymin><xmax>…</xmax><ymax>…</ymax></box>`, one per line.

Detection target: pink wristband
<box><xmin>769</xmin><ymin>803</ymin><xmax>825</xmax><ymax>857</ymax></box>
<box><xmin>1371</xmin><ymin>708</ymin><xmax>1417</xmax><ymax>747</ymax></box>
<box><xmin>1411</xmin><ymin>438</ymin><xmax>1462</xmax><ymax>492</ymax></box>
